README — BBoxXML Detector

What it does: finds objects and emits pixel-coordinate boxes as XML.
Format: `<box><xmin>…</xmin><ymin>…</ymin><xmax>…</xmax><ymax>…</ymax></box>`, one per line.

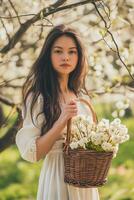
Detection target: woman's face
<box><xmin>51</xmin><ymin>35</ymin><xmax>78</xmax><ymax>76</ymax></box>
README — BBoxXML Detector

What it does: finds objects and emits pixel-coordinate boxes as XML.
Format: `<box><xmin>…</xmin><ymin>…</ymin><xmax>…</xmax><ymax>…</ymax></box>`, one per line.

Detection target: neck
<box><xmin>58</xmin><ymin>75</ymin><xmax>70</xmax><ymax>94</ymax></box>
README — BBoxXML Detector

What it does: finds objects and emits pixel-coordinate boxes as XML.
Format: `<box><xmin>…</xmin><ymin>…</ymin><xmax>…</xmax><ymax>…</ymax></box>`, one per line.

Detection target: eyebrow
<box><xmin>53</xmin><ymin>46</ymin><xmax>77</xmax><ymax>49</ymax></box>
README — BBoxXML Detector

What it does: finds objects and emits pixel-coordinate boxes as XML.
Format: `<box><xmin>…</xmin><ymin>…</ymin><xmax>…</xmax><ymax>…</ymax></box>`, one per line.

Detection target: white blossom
<box><xmin>70</xmin><ymin>142</ymin><xmax>79</xmax><ymax>149</ymax></box>
<box><xmin>78</xmin><ymin>138</ymin><xmax>87</xmax><ymax>148</ymax></box>
<box><xmin>101</xmin><ymin>142</ymin><xmax>113</xmax><ymax>151</ymax></box>
<box><xmin>112</xmin><ymin>110</ymin><xmax>118</xmax><ymax>118</ymax></box>
<box><xmin>111</xmin><ymin>118</ymin><xmax>121</xmax><ymax>125</ymax></box>
<box><xmin>112</xmin><ymin>145</ymin><xmax>119</xmax><ymax>158</ymax></box>
<box><xmin>91</xmin><ymin>133</ymin><xmax>102</xmax><ymax>145</ymax></box>
<box><xmin>69</xmin><ymin>114</ymin><xmax>129</xmax><ymax>158</ymax></box>
<box><xmin>116</xmin><ymin>101</ymin><xmax>124</xmax><ymax>109</ymax></box>
<box><xmin>119</xmin><ymin>109</ymin><xmax>125</xmax><ymax>117</ymax></box>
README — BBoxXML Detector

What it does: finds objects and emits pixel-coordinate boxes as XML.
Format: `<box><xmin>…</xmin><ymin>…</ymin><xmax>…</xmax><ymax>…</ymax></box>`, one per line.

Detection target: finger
<box><xmin>68</xmin><ymin>110</ymin><xmax>78</xmax><ymax>114</ymax></box>
<box><xmin>66</xmin><ymin>105</ymin><xmax>77</xmax><ymax>109</ymax></box>
<box><xmin>66</xmin><ymin>107</ymin><xmax>78</xmax><ymax>112</ymax></box>
<box><xmin>67</xmin><ymin>109</ymin><xmax>78</xmax><ymax>114</ymax></box>
<box><xmin>70</xmin><ymin>113</ymin><xmax>78</xmax><ymax>118</ymax></box>
<box><xmin>68</xmin><ymin>99</ymin><xmax>77</xmax><ymax>105</ymax></box>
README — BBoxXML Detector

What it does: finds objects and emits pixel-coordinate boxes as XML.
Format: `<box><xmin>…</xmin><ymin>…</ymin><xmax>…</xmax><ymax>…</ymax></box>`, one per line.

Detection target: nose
<box><xmin>62</xmin><ymin>53</ymin><xmax>69</xmax><ymax>61</ymax></box>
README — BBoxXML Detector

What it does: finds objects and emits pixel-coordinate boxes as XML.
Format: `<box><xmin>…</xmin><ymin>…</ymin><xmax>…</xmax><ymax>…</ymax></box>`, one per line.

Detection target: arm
<box><xmin>16</xmin><ymin>93</ymin><xmax>44</xmax><ymax>163</ymax></box>
<box><xmin>36</xmin><ymin>117</ymin><xmax>66</xmax><ymax>161</ymax></box>
<box><xmin>16</xmin><ymin>94</ymin><xmax>77</xmax><ymax>163</ymax></box>
<box><xmin>36</xmin><ymin>98</ymin><xmax>79</xmax><ymax>161</ymax></box>
<box><xmin>36</xmin><ymin>99</ymin><xmax>78</xmax><ymax>161</ymax></box>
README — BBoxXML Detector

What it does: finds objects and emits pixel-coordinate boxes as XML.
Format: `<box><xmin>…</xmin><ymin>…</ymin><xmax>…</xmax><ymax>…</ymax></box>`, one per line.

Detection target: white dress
<box><xmin>16</xmin><ymin>94</ymin><xmax>100</xmax><ymax>200</ymax></box>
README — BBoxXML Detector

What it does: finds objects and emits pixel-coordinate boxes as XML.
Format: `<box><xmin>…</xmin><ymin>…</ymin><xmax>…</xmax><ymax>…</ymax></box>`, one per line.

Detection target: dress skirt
<box><xmin>37</xmin><ymin>140</ymin><xmax>100</xmax><ymax>200</ymax></box>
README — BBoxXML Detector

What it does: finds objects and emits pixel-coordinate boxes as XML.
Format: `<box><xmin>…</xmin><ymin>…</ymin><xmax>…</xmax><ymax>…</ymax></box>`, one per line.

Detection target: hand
<box><xmin>58</xmin><ymin>99</ymin><xmax>78</xmax><ymax>123</ymax></box>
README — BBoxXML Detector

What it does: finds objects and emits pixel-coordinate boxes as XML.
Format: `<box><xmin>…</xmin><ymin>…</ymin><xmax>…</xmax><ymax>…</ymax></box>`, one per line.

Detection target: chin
<box><xmin>57</xmin><ymin>69</ymin><xmax>73</xmax><ymax>75</ymax></box>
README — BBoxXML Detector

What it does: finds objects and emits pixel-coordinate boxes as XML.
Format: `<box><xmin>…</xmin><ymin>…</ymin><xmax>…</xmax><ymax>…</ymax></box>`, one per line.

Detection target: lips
<box><xmin>60</xmin><ymin>64</ymin><xmax>71</xmax><ymax>67</ymax></box>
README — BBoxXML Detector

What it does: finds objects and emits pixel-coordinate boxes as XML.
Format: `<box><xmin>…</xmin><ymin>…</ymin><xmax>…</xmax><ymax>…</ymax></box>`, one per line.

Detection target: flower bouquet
<box><xmin>69</xmin><ymin>116</ymin><xmax>129</xmax><ymax>158</ymax></box>
<box><xmin>63</xmin><ymin>99</ymin><xmax>129</xmax><ymax>188</ymax></box>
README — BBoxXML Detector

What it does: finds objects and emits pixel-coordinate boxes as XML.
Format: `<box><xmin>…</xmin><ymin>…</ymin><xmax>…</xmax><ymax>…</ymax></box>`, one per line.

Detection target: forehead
<box><xmin>52</xmin><ymin>35</ymin><xmax>77</xmax><ymax>48</ymax></box>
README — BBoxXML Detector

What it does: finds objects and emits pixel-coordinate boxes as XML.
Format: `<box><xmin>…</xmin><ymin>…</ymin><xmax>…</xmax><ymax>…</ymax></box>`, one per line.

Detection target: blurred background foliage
<box><xmin>0</xmin><ymin>0</ymin><xmax>134</xmax><ymax>199</ymax></box>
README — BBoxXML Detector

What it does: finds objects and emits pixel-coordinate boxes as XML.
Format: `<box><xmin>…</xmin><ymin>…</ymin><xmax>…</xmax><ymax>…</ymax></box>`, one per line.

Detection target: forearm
<box><xmin>36</xmin><ymin>118</ymin><xmax>66</xmax><ymax>161</ymax></box>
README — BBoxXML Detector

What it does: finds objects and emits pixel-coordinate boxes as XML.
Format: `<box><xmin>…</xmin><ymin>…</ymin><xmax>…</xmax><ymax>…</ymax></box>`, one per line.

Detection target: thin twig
<box><xmin>92</xmin><ymin>1</ymin><xmax>134</xmax><ymax>80</ymax></box>
<box><xmin>0</xmin><ymin>18</ymin><xmax>10</xmax><ymax>41</ymax></box>
<box><xmin>0</xmin><ymin>14</ymin><xmax>36</xmax><ymax>19</ymax></box>
<box><xmin>0</xmin><ymin>76</ymin><xmax>26</xmax><ymax>86</ymax></box>
<box><xmin>0</xmin><ymin>84</ymin><xmax>22</xmax><ymax>88</ymax></box>
<box><xmin>8</xmin><ymin>0</ymin><xmax>21</xmax><ymax>25</ymax></box>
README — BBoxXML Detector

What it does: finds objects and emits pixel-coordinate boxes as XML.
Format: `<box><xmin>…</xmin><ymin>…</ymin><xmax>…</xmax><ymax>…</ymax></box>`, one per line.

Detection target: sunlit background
<box><xmin>0</xmin><ymin>0</ymin><xmax>134</xmax><ymax>199</ymax></box>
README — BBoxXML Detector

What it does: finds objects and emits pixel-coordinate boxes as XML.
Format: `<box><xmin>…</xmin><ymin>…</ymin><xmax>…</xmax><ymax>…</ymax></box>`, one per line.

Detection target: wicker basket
<box><xmin>63</xmin><ymin>98</ymin><xmax>113</xmax><ymax>188</ymax></box>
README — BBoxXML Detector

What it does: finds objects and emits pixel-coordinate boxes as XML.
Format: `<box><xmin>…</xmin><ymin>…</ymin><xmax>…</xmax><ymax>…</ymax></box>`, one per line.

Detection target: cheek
<box><xmin>73</xmin><ymin>55</ymin><xmax>78</xmax><ymax>65</ymax></box>
<box><xmin>51</xmin><ymin>54</ymin><xmax>61</xmax><ymax>63</ymax></box>
<box><xmin>51</xmin><ymin>54</ymin><xmax>58</xmax><ymax>66</ymax></box>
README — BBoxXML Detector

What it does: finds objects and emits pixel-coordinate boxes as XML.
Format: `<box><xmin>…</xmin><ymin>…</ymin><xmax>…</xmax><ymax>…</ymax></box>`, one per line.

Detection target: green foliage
<box><xmin>86</xmin><ymin>141</ymin><xmax>105</xmax><ymax>152</ymax></box>
<box><xmin>0</xmin><ymin>146</ymin><xmax>42</xmax><ymax>200</ymax></box>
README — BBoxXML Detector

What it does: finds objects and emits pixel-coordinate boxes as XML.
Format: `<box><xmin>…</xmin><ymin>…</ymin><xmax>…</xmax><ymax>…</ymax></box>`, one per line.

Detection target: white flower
<box><xmin>109</xmin><ymin>125</ymin><xmax>118</xmax><ymax>135</ymax></box>
<box><xmin>87</xmin><ymin>124</ymin><xmax>94</xmax><ymax>134</ymax></box>
<box><xmin>91</xmin><ymin>133</ymin><xmax>102</xmax><ymax>145</ymax></box>
<box><xmin>112</xmin><ymin>110</ymin><xmax>118</xmax><ymax>118</ymax></box>
<box><xmin>98</xmin><ymin>118</ymin><xmax>109</xmax><ymax>129</ymax></box>
<box><xmin>100</xmin><ymin>132</ymin><xmax>109</xmax><ymax>142</ymax></box>
<box><xmin>82</xmin><ymin>137</ymin><xmax>88</xmax><ymax>143</ymax></box>
<box><xmin>111</xmin><ymin>118</ymin><xmax>121</xmax><ymax>125</ymax></box>
<box><xmin>101</xmin><ymin>118</ymin><xmax>110</xmax><ymax>126</ymax></box>
<box><xmin>97</xmin><ymin>125</ymin><xmax>107</xmax><ymax>132</ymax></box>
<box><xmin>120</xmin><ymin>134</ymin><xmax>130</xmax><ymax>143</ymax></box>
<box><xmin>70</xmin><ymin>142</ymin><xmax>78</xmax><ymax>149</ymax></box>
<box><xmin>119</xmin><ymin>109</ymin><xmax>125</xmax><ymax>117</ymax></box>
<box><xmin>118</xmin><ymin>125</ymin><xmax>128</xmax><ymax>135</ymax></box>
<box><xmin>111</xmin><ymin>135</ymin><xmax>122</xmax><ymax>144</ymax></box>
<box><xmin>79</xmin><ymin>123</ymin><xmax>87</xmax><ymax>136</ymax></box>
<box><xmin>112</xmin><ymin>145</ymin><xmax>119</xmax><ymax>158</ymax></box>
<box><xmin>101</xmin><ymin>142</ymin><xmax>113</xmax><ymax>151</ymax></box>
<box><xmin>71</xmin><ymin>126</ymin><xmax>81</xmax><ymax>140</ymax></box>
<box><xmin>78</xmin><ymin>137</ymin><xmax>88</xmax><ymax>148</ymax></box>
<box><xmin>116</xmin><ymin>101</ymin><xmax>124</xmax><ymax>109</ymax></box>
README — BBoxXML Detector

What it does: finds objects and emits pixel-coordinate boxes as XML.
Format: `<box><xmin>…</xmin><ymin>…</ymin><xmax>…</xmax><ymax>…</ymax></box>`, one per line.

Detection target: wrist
<box><xmin>55</xmin><ymin>116</ymin><xmax>67</xmax><ymax>128</ymax></box>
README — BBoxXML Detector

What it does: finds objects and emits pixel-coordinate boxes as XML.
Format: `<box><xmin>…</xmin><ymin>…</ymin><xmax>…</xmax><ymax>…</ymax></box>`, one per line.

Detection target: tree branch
<box><xmin>0</xmin><ymin>0</ymin><xmax>101</xmax><ymax>54</ymax></box>
<box><xmin>0</xmin><ymin>110</ymin><xmax>22</xmax><ymax>152</ymax></box>
<box><xmin>0</xmin><ymin>76</ymin><xmax>26</xmax><ymax>87</ymax></box>
<box><xmin>0</xmin><ymin>94</ymin><xmax>22</xmax><ymax>152</ymax></box>
<box><xmin>0</xmin><ymin>94</ymin><xmax>17</xmax><ymax>107</ymax></box>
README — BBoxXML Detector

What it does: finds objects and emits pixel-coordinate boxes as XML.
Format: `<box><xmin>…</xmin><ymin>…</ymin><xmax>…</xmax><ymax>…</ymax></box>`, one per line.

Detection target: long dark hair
<box><xmin>22</xmin><ymin>24</ymin><xmax>88</xmax><ymax>136</ymax></box>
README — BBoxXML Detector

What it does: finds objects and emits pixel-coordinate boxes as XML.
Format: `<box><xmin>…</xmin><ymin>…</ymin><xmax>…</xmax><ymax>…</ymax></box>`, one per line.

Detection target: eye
<box><xmin>69</xmin><ymin>51</ymin><xmax>77</xmax><ymax>54</ymax></box>
<box><xmin>54</xmin><ymin>50</ymin><xmax>62</xmax><ymax>54</ymax></box>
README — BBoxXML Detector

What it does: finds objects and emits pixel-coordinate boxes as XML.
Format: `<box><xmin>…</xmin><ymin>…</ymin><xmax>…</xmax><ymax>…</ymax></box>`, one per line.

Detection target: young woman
<box><xmin>16</xmin><ymin>24</ymin><xmax>100</xmax><ymax>200</ymax></box>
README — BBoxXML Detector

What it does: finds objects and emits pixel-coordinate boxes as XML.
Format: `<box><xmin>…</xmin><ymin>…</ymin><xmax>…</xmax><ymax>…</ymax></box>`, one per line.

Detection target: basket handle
<box><xmin>64</xmin><ymin>98</ymin><xmax>98</xmax><ymax>153</ymax></box>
